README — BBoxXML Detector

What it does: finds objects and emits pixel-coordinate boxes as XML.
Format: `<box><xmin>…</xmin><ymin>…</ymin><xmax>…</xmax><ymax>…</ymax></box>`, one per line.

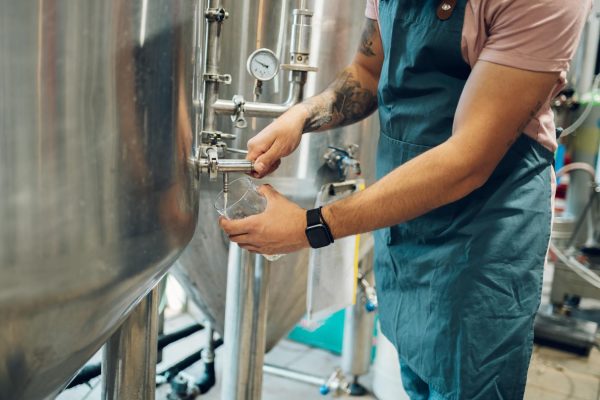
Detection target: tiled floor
<box><xmin>58</xmin><ymin>312</ymin><xmax>600</xmax><ymax>400</ymax></box>
<box><xmin>58</xmin><ymin>262</ymin><xmax>600</xmax><ymax>400</ymax></box>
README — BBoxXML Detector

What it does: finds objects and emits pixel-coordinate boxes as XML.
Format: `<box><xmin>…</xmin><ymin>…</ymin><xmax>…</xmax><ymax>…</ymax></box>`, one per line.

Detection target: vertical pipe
<box><xmin>248</xmin><ymin>254</ymin><xmax>270</xmax><ymax>397</ymax></box>
<box><xmin>222</xmin><ymin>245</ymin><xmax>270</xmax><ymax>400</ymax></box>
<box><xmin>157</xmin><ymin>279</ymin><xmax>167</xmax><ymax>364</ymax></box>
<box><xmin>576</xmin><ymin>0</ymin><xmax>600</xmax><ymax>96</ymax></box>
<box><xmin>341</xmin><ymin>269</ymin><xmax>375</xmax><ymax>377</ymax></box>
<box><xmin>200</xmin><ymin>0</ymin><xmax>225</xmax><ymax>139</ymax></box>
<box><xmin>566</xmin><ymin>0</ymin><xmax>600</xmax><ymax>234</ymax></box>
<box><xmin>102</xmin><ymin>286</ymin><xmax>160</xmax><ymax>400</ymax></box>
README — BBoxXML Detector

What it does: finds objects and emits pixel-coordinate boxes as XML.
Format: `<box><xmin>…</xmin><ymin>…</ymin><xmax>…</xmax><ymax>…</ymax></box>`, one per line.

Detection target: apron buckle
<box><xmin>436</xmin><ymin>0</ymin><xmax>457</xmax><ymax>21</ymax></box>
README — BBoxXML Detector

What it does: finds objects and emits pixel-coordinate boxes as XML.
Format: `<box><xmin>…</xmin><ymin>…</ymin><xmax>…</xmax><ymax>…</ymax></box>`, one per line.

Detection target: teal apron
<box><xmin>374</xmin><ymin>1</ymin><xmax>554</xmax><ymax>398</ymax></box>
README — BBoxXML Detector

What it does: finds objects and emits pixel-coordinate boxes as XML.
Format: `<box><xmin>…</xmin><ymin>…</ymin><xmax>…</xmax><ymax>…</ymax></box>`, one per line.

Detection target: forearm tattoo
<box><xmin>300</xmin><ymin>19</ymin><xmax>380</xmax><ymax>133</ymax></box>
<box><xmin>302</xmin><ymin>71</ymin><xmax>378</xmax><ymax>132</ymax></box>
<box><xmin>359</xmin><ymin>19</ymin><xmax>378</xmax><ymax>57</ymax></box>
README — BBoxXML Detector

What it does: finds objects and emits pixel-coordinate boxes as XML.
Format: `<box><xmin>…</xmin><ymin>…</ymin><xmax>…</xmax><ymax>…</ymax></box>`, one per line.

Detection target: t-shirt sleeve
<box><xmin>478</xmin><ymin>0</ymin><xmax>592</xmax><ymax>72</ymax></box>
<box><xmin>365</xmin><ymin>0</ymin><xmax>378</xmax><ymax>20</ymax></box>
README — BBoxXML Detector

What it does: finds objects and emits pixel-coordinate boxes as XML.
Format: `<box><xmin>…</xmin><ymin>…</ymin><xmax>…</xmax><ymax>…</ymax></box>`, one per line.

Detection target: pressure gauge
<box><xmin>246</xmin><ymin>48</ymin><xmax>279</xmax><ymax>81</ymax></box>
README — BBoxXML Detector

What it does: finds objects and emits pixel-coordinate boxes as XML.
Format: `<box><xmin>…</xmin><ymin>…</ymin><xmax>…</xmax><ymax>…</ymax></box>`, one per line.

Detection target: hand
<box><xmin>247</xmin><ymin>105</ymin><xmax>307</xmax><ymax>178</ymax></box>
<box><xmin>219</xmin><ymin>185</ymin><xmax>309</xmax><ymax>255</ymax></box>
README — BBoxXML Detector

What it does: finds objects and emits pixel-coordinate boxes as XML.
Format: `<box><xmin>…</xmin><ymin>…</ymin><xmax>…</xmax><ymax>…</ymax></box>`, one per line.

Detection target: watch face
<box><xmin>306</xmin><ymin>225</ymin><xmax>331</xmax><ymax>248</ymax></box>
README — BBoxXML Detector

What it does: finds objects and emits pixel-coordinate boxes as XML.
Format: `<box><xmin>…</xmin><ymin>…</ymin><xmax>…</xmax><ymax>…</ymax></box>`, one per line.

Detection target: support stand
<box><xmin>102</xmin><ymin>286</ymin><xmax>159</xmax><ymax>400</ymax></box>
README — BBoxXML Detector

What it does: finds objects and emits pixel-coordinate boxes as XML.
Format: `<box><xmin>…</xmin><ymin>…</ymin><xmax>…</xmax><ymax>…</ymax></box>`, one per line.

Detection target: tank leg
<box><xmin>342</xmin><ymin>262</ymin><xmax>376</xmax><ymax>395</ymax></box>
<box><xmin>349</xmin><ymin>376</ymin><xmax>368</xmax><ymax>396</ymax></box>
<box><xmin>102</xmin><ymin>285</ymin><xmax>160</xmax><ymax>400</ymax></box>
<box><xmin>222</xmin><ymin>244</ymin><xmax>270</xmax><ymax>400</ymax></box>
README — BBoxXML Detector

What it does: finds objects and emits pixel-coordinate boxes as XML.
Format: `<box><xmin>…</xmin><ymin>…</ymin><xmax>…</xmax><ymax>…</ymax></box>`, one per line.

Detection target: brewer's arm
<box><xmin>300</xmin><ymin>18</ymin><xmax>383</xmax><ymax>133</ymax></box>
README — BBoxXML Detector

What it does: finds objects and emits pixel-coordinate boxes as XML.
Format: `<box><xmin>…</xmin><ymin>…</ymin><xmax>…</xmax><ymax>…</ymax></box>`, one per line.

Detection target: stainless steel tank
<box><xmin>0</xmin><ymin>2</ymin><xmax>198</xmax><ymax>399</ymax></box>
<box><xmin>173</xmin><ymin>0</ymin><xmax>378</xmax><ymax>351</ymax></box>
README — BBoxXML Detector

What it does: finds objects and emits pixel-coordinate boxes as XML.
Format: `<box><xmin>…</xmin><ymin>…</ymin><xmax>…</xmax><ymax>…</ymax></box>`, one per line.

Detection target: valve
<box><xmin>231</xmin><ymin>95</ymin><xmax>247</xmax><ymax>129</ymax></box>
<box><xmin>167</xmin><ymin>374</ymin><xmax>189</xmax><ymax>400</ymax></box>
<box><xmin>319</xmin><ymin>369</ymin><xmax>350</xmax><ymax>397</ymax></box>
<box><xmin>324</xmin><ymin>145</ymin><xmax>362</xmax><ymax>181</ymax></box>
<box><xmin>358</xmin><ymin>274</ymin><xmax>378</xmax><ymax>313</ymax></box>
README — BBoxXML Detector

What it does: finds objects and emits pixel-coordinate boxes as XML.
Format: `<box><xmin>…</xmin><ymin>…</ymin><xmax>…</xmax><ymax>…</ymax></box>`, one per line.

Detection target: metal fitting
<box><xmin>230</xmin><ymin>95</ymin><xmax>248</xmax><ymax>129</ymax></box>
<box><xmin>324</xmin><ymin>145</ymin><xmax>362</xmax><ymax>181</ymax></box>
<box><xmin>205</xmin><ymin>7</ymin><xmax>228</xmax><ymax>22</ymax></box>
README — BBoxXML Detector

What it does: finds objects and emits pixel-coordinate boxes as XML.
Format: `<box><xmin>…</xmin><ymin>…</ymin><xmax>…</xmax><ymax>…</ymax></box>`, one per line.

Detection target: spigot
<box><xmin>324</xmin><ymin>145</ymin><xmax>362</xmax><ymax>181</ymax></box>
<box><xmin>319</xmin><ymin>369</ymin><xmax>350</xmax><ymax>397</ymax></box>
<box><xmin>358</xmin><ymin>274</ymin><xmax>378</xmax><ymax>313</ymax></box>
<box><xmin>193</xmin><ymin>145</ymin><xmax>253</xmax><ymax>182</ymax></box>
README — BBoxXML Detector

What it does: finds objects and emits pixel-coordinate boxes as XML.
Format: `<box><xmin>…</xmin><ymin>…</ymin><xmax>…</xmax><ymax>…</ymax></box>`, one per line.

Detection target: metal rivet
<box><xmin>441</xmin><ymin>3</ymin><xmax>451</xmax><ymax>11</ymax></box>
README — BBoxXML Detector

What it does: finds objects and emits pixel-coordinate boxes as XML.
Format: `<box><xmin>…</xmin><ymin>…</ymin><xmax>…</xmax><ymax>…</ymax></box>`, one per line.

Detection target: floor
<box><xmin>58</xmin><ymin>262</ymin><xmax>600</xmax><ymax>400</ymax></box>
<box><xmin>57</xmin><ymin>312</ymin><xmax>600</xmax><ymax>400</ymax></box>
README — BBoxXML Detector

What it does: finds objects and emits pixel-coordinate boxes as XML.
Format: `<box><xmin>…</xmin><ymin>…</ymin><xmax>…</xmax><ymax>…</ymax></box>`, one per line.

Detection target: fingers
<box><xmin>249</xmin><ymin>159</ymin><xmax>280</xmax><ymax>179</ymax></box>
<box><xmin>219</xmin><ymin>216</ymin><xmax>256</xmax><ymax>236</ymax></box>
<box><xmin>246</xmin><ymin>135</ymin><xmax>271</xmax><ymax>162</ymax></box>
<box><xmin>227</xmin><ymin>233</ymin><xmax>261</xmax><ymax>253</ymax></box>
<box><xmin>238</xmin><ymin>244</ymin><xmax>261</xmax><ymax>253</ymax></box>
<box><xmin>257</xmin><ymin>184</ymin><xmax>278</xmax><ymax>199</ymax></box>
<box><xmin>246</xmin><ymin>125</ymin><xmax>277</xmax><ymax>162</ymax></box>
<box><xmin>254</xmin><ymin>143</ymin><xmax>284</xmax><ymax>176</ymax></box>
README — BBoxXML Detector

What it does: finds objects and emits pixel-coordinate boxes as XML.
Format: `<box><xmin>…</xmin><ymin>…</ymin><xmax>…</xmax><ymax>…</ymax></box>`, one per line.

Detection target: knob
<box><xmin>365</xmin><ymin>301</ymin><xmax>377</xmax><ymax>313</ymax></box>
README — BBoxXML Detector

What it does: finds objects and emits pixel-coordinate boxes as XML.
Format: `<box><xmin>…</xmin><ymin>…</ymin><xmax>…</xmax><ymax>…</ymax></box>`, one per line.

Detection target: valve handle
<box><xmin>319</xmin><ymin>385</ymin><xmax>330</xmax><ymax>395</ymax></box>
<box><xmin>327</xmin><ymin>145</ymin><xmax>350</xmax><ymax>157</ymax></box>
<box><xmin>365</xmin><ymin>301</ymin><xmax>377</xmax><ymax>313</ymax></box>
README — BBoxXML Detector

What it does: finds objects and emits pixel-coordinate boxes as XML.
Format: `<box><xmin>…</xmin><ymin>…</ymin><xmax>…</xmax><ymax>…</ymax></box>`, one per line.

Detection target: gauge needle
<box><xmin>257</xmin><ymin>61</ymin><xmax>269</xmax><ymax>68</ymax></box>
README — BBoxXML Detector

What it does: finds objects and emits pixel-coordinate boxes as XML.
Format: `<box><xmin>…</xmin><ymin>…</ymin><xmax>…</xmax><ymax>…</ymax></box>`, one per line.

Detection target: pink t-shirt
<box><xmin>365</xmin><ymin>0</ymin><xmax>591</xmax><ymax>151</ymax></box>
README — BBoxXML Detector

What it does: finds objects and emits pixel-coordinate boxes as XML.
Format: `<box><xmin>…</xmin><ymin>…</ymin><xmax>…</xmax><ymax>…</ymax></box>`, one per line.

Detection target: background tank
<box><xmin>0</xmin><ymin>1</ymin><xmax>198</xmax><ymax>398</ymax></box>
<box><xmin>173</xmin><ymin>0</ymin><xmax>378</xmax><ymax>350</ymax></box>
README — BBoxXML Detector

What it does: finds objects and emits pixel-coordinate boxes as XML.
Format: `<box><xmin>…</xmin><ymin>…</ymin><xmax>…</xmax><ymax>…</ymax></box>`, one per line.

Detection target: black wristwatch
<box><xmin>305</xmin><ymin>207</ymin><xmax>334</xmax><ymax>249</ymax></box>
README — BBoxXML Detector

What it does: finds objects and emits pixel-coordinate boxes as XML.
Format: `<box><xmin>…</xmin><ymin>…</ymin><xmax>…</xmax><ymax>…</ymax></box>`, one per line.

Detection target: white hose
<box><xmin>561</xmin><ymin>74</ymin><xmax>600</xmax><ymax>137</ymax></box>
<box><xmin>556</xmin><ymin>162</ymin><xmax>598</xmax><ymax>180</ymax></box>
<box><xmin>549</xmin><ymin>241</ymin><xmax>600</xmax><ymax>289</ymax></box>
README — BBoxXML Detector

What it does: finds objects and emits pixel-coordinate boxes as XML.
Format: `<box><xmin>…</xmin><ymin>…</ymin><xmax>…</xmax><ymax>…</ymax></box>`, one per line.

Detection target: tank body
<box><xmin>0</xmin><ymin>1</ymin><xmax>199</xmax><ymax>398</ymax></box>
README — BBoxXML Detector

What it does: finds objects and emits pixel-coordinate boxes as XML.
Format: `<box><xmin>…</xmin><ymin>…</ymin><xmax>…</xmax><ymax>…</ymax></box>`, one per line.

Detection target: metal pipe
<box><xmin>66</xmin><ymin>323</ymin><xmax>205</xmax><ymax>389</ymax></box>
<box><xmin>263</xmin><ymin>364</ymin><xmax>325</xmax><ymax>387</ymax></box>
<box><xmin>213</xmin><ymin>71</ymin><xmax>306</xmax><ymax>118</ymax></box>
<box><xmin>222</xmin><ymin>246</ymin><xmax>270</xmax><ymax>400</ymax></box>
<box><xmin>158</xmin><ymin>323</ymin><xmax>205</xmax><ymax>349</ymax></box>
<box><xmin>217</xmin><ymin>159</ymin><xmax>254</xmax><ymax>173</ymax></box>
<box><xmin>102</xmin><ymin>286</ymin><xmax>160</xmax><ymax>400</ymax></box>
<box><xmin>200</xmin><ymin>0</ymin><xmax>226</xmax><ymax>138</ymax></box>
<box><xmin>576</xmin><ymin>0</ymin><xmax>600</xmax><ymax>96</ymax></box>
<box><xmin>157</xmin><ymin>339</ymin><xmax>224</xmax><ymax>382</ymax></box>
<box><xmin>341</xmin><ymin>269</ymin><xmax>376</xmax><ymax>378</ymax></box>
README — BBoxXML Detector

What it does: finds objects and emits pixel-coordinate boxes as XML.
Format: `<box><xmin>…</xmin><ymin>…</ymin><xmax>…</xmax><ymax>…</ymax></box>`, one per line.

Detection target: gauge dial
<box><xmin>246</xmin><ymin>48</ymin><xmax>279</xmax><ymax>81</ymax></box>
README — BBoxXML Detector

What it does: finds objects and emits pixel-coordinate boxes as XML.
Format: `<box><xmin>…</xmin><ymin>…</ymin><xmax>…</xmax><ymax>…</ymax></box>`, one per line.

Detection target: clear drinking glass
<box><xmin>214</xmin><ymin>177</ymin><xmax>283</xmax><ymax>261</ymax></box>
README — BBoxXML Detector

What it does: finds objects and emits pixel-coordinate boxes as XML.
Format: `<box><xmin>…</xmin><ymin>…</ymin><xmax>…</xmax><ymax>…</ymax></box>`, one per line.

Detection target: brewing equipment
<box><xmin>171</xmin><ymin>0</ymin><xmax>378</xmax><ymax>398</ymax></box>
<box><xmin>173</xmin><ymin>0</ymin><xmax>378</xmax><ymax>351</ymax></box>
<box><xmin>0</xmin><ymin>2</ymin><xmax>198</xmax><ymax>398</ymax></box>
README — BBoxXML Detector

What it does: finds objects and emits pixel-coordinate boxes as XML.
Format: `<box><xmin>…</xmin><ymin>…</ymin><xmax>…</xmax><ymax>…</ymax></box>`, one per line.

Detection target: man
<box><xmin>220</xmin><ymin>0</ymin><xmax>591</xmax><ymax>398</ymax></box>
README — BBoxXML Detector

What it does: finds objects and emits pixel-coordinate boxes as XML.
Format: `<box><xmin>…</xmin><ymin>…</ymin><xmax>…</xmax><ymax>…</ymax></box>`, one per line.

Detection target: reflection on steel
<box><xmin>222</xmin><ymin>248</ymin><xmax>270</xmax><ymax>400</ymax></box>
<box><xmin>342</xmin><ymin>267</ymin><xmax>376</xmax><ymax>378</ymax></box>
<box><xmin>102</xmin><ymin>287</ymin><xmax>160</xmax><ymax>400</ymax></box>
<box><xmin>0</xmin><ymin>1</ymin><xmax>198</xmax><ymax>399</ymax></box>
<box><xmin>173</xmin><ymin>0</ymin><xmax>378</xmax><ymax>354</ymax></box>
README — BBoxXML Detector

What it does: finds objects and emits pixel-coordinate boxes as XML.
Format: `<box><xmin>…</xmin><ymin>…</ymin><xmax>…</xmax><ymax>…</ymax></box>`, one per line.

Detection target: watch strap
<box><xmin>306</xmin><ymin>207</ymin><xmax>334</xmax><ymax>245</ymax></box>
<box><xmin>307</xmin><ymin>207</ymin><xmax>322</xmax><ymax>226</ymax></box>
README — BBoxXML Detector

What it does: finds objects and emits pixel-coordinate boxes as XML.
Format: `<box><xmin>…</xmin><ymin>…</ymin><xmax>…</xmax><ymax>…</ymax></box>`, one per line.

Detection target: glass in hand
<box><xmin>214</xmin><ymin>177</ymin><xmax>283</xmax><ymax>262</ymax></box>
